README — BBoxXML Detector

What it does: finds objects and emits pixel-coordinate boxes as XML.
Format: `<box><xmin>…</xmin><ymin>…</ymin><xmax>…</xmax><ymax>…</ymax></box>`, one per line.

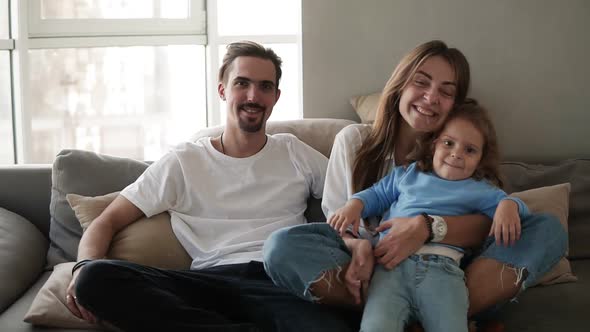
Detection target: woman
<box><xmin>263</xmin><ymin>40</ymin><xmax>566</xmax><ymax>323</ymax></box>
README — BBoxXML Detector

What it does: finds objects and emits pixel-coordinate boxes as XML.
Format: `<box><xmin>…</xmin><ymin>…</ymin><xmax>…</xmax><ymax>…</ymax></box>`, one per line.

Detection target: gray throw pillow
<box><xmin>501</xmin><ymin>158</ymin><xmax>590</xmax><ymax>259</ymax></box>
<box><xmin>46</xmin><ymin>149</ymin><xmax>149</xmax><ymax>268</ymax></box>
<box><xmin>0</xmin><ymin>207</ymin><xmax>48</xmax><ymax>312</ymax></box>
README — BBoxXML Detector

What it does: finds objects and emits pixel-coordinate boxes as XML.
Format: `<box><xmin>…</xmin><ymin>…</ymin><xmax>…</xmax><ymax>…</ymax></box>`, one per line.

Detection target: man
<box><xmin>65</xmin><ymin>41</ymin><xmax>358</xmax><ymax>331</ymax></box>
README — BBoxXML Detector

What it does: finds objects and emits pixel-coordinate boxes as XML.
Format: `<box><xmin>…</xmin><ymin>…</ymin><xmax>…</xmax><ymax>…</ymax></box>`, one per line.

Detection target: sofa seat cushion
<box><xmin>496</xmin><ymin>259</ymin><xmax>590</xmax><ymax>330</ymax></box>
<box><xmin>0</xmin><ymin>208</ymin><xmax>48</xmax><ymax>313</ymax></box>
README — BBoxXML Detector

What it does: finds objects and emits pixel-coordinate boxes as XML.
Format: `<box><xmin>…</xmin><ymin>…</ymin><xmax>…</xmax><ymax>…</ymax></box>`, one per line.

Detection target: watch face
<box><xmin>434</xmin><ymin>220</ymin><xmax>447</xmax><ymax>235</ymax></box>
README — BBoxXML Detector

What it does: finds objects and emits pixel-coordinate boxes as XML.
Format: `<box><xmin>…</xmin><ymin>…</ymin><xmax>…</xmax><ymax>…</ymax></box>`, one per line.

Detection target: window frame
<box><xmin>1</xmin><ymin>0</ymin><xmax>15</xmax><ymax>163</ymax></box>
<box><xmin>27</xmin><ymin>0</ymin><xmax>207</xmax><ymax>38</ymax></box>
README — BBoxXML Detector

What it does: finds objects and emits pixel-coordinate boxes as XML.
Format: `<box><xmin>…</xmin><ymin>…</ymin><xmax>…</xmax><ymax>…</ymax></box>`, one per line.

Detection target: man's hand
<box><xmin>373</xmin><ymin>215</ymin><xmax>428</xmax><ymax>269</ymax></box>
<box><xmin>328</xmin><ymin>199</ymin><xmax>364</xmax><ymax>236</ymax></box>
<box><xmin>489</xmin><ymin>199</ymin><xmax>522</xmax><ymax>247</ymax></box>
<box><xmin>342</xmin><ymin>238</ymin><xmax>374</xmax><ymax>305</ymax></box>
<box><xmin>65</xmin><ymin>267</ymin><xmax>97</xmax><ymax>324</ymax></box>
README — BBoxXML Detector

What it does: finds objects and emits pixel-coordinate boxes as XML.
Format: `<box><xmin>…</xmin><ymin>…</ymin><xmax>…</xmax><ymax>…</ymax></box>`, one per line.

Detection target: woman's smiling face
<box><xmin>398</xmin><ymin>55</ymin><xmax>457</xmax><ymax>133</ymax></box>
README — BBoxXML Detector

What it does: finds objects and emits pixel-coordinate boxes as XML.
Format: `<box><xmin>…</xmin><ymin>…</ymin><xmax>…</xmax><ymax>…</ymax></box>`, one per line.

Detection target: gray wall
<box><xmin>301</xmin><ymin>0</ymin><xmax>590</xmax><ymax>162</ymax></box>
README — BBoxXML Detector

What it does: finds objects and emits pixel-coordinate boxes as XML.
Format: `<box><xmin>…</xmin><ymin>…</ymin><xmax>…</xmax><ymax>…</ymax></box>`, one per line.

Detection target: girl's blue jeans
<box><xmin>263</xmin><ymin>213</ymin><xmax>567</xmax><ymax>322</ymax></box>
<box><xmin>361</xmin><ymin>255</ymin><xmax>468</xmax><ymax>332</ymax></box>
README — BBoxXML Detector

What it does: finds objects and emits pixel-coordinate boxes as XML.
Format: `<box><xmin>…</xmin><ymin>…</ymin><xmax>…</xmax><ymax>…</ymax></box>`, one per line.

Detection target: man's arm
<box><xmin>65</xmin><ymin>195</ymin><xmax>144</xmax><ymax>321</ymax></box>
<box><xmin>77</xmin><ymin>194</ymin><xmax>145</xmax><ymax>260</ymax></box>
<box><xmin>439</xmin><ymin>214</ymin><xmax>491</xmax><ymax>249</ymax></box>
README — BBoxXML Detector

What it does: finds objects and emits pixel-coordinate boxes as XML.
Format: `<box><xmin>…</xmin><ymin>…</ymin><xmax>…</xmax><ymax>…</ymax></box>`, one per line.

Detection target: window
<box><xmin>0</xmin><ymin>0</ymin><xmax>8</xmax><ymax>38</ymax></box>
<box><xmin>27</xmin><ymin>45</ymin><xmax>206</xmax><ymax>162</ymax></box>
<box><xmin>207</xmin><ymin>0</ymin><xmax>302</xmax><ymax>127</ymax></box>
<box><xmin>2</xmin><ymin>0</ymin><xmax>301</xmax><ymax>164</ymax></box>
<box><xmin>0</xmin><ymin>51</ymin><xmax>14</xmax><ymax>164</ymax></box>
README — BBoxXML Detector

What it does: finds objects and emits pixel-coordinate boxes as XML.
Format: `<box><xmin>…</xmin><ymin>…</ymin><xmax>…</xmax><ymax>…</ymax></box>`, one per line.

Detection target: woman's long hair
<box><xmin>352</xmin><ymin>40</ymin><xmax>471</xmax><ymax>193</ymax></box>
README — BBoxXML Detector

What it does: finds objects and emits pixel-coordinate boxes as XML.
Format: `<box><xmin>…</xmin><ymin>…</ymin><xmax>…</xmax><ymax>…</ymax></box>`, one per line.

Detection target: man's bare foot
<box><xmin>343</xmin><ymin>238</ymin><xmax>374</xmax><ymax>305</ymax></box>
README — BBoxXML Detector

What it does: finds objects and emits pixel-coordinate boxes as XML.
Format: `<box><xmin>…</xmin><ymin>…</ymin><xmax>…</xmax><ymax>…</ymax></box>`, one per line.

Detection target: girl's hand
<box><xmin>489</xmin><ymin>199</ymin><xmax>522</xmax><ymax>247</ymax></box>
<box><xmin>342</xmin><ymin>238</ymin><xmax>374</xmax><ymax>305</ymax></box>
<box><xmin>373</xmin><ymin>215</ymin><xmax>429</xmax><ymax>269</ymax></box>
<box><xmin>328</xmin><ymin>199</ymin><xmax>364</xmax><ymax>236</ymax></box>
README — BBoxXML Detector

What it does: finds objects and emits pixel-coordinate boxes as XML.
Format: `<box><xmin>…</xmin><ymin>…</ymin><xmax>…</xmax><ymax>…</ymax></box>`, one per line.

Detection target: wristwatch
<box><xmin>420</xmin><ymin>213</ymin><xmax>447</xmax><ymax>243</ymax></box>
<box><xmin>430</xmin><ymin>215</ymin><xmax>447</xmax><ymax>242</ymax></box>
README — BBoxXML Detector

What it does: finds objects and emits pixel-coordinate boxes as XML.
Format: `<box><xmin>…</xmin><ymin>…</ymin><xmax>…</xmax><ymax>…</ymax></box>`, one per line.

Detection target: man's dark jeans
<box><xmin>76</xmin><ymin>260</ymin><xmax>360</xmax><ymax>332</ymax></box>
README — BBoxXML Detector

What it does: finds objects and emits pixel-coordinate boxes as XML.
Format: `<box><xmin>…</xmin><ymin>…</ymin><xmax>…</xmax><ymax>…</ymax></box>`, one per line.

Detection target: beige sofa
<box><xmin>0</xmin><ymin>118</ymin><xmax>588</xmax><ymax>332</ymax></box>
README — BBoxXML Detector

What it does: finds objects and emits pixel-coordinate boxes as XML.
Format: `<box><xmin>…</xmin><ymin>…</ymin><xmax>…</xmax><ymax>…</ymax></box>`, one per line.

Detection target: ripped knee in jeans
<box><xmin>307</xmin><ymin>265</ymin><xmax>344</xmax><ymax>302</ymax></box>
<box><xmin>500</xmin><ymin>263</ymin><xmax>529</xmax><ymax>302</ymax></box>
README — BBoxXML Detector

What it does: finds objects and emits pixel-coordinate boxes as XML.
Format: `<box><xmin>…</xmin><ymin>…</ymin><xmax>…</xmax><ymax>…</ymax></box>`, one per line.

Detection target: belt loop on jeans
<box><xmin>421</xmin><ymin>254</ymin><xmax>435</xmax><ymax>261</ymax></box>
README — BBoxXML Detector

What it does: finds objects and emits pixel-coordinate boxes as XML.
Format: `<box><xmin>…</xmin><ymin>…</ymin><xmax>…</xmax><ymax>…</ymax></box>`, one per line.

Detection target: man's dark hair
<box><xmin>218</xmin><ymin>41</ymin><xmax>283</xmax><ymax>90</ymax></box>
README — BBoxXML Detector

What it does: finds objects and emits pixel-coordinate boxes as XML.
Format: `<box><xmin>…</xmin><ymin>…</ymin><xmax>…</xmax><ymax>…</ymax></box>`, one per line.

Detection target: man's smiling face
<box><xmin>219</xmin><ymin>56</ymin><xmax>281</xmax><ymax>133</ymax></box>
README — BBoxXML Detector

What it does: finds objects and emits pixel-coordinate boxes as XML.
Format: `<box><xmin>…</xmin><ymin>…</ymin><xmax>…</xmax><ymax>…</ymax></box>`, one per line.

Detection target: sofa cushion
<box><xmin>510</xmin><ymin>183</ymin><xmax>577</xmax><ymax>285</ymax></box>
<box><xmin>0</xmin><ymin>208</ymin><xmax>48</xmax><ymax>312</ymax></box>
<box><xmin>67</xmin><ymin>192</ymin><xmax>191</xmax><ymax>269</ymax></box>
<box><xmin>191</xmin><ymin>118</ymin><xmax>356</xmax><ymax>158</ymax></box>
<box><xmin>24</xmin><ymin>262</ymin><xmax>97</xmax><ymax>329</ymax></box>
<box><xmin>349</xmin><ymin>92</ymin><xmax>380</xmax><ymax>124</ymax></box>
<box><xmin>501</xmin><ymin>159</ymin><xmax>590</xmax><ymax>259</ymax></box>
<box><xmin>47</xmin><ymin>149</ymin><xmax>149</xmax><ymax>268</ymax></box>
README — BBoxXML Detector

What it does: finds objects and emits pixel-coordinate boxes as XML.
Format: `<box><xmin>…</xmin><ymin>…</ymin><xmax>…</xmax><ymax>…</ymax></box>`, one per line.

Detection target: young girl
<box><xmin>329</xmin><ymin>101</ymin><xmax>528</xmax><ymax>332</ymax></box>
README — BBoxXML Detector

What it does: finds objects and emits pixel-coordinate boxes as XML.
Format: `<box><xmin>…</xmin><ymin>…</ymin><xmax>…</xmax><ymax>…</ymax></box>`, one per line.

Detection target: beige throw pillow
<box><xmin>24</xmin><ymin>192</ymin><xmax>192</xmax><ymax>327</ymax></box>
<box><xmin>510</xmin><ymin>183</ymin><xmax>577</xmax><ymax>286</ymax></box>
<box><xmin>350</xmin><ymin>92</ymin><xmax>381</xmax><ymax>124</ymax></box>
<box><xmin>66</xmin><ymin>192</ymin><xmax>192</xmax><ymax>269</ymax></box>
<box><xmin>24</xmin><ymin>262</ymin><xmax>97</xmax><ymax>328</ymax></box>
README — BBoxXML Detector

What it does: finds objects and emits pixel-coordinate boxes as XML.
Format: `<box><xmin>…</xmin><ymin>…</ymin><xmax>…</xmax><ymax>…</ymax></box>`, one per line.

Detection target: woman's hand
<box><xmin>489</xmin><ymin>199</ymin><xmax>522</xmax><ymax>247</ymax></box>
<box><xmin>373</xmin><ymin>215</ymin><xmax>428</xmax><ymax>270</ymax></box>
<box><xmin>65</xmin><ymin>267</ymin><xmax>97</xmax><ymax>324</ymax></box>
<box><xmin>328</xmin><ymin>199</ymin><xmax>364</xmax><ymax>236</ymax></box>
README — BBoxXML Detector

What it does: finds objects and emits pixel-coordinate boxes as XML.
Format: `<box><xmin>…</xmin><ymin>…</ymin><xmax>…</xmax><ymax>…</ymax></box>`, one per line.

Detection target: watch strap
<box><xmin>420</xmin><ymin>213</ymin><xmax>434</xmax><ymax>244</ymax></box>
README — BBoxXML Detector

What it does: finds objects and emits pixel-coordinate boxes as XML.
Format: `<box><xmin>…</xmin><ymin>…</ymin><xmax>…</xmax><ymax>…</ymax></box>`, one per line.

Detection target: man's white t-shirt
<box><xmin>121</xmin><ymin>133</ymin><xmax>328</xmax><ymax>270</ymax></box>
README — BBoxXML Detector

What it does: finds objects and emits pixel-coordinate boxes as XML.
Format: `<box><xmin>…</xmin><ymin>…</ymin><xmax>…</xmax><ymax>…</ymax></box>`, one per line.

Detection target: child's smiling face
<box><xmin>432</xmin><ymin>117</ymin><xmax>484</xmax><ymax>181</ymax></box>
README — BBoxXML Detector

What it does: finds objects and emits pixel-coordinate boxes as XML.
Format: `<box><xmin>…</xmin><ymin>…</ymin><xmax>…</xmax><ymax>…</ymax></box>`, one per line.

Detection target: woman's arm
<box><xmin>439</xmin><ymin>214</ymin><xmax>492</xmax><ymax>248</ymax></box>
<box><xmin>374</xmin><ymin>214</ymin><xmax>491</xmax><ymax>269</ymax></box>
<box><xmin>321</xmin><ymin>124</ymin><xmax>370</xmax><ymax>218</ymax></box>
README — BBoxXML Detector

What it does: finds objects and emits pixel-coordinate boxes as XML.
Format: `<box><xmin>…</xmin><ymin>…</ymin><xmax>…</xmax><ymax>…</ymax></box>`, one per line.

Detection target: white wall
<box><xmin>301</xmin><ymin>0</ymin><xmax>590</xmax><ymax>161</ymax></box>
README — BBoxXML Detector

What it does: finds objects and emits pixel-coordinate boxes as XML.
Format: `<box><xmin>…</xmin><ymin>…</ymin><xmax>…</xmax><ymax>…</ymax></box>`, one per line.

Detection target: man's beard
<box><xmin>238</xmin><ymin>103</ymin><xmax>266</xmax><ymax>133</ymax></box>
<box><xmin>238</xmin><ymin>116</ymin><xmax>265</xmax><ymax>133</ymax></box>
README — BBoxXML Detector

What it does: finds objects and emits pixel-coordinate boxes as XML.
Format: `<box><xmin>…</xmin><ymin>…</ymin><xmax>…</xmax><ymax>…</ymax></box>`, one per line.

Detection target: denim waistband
<box><xmin>409</xmin><ymin>254</ymin><xmax>459</xmax><ymax>266</ymax></box>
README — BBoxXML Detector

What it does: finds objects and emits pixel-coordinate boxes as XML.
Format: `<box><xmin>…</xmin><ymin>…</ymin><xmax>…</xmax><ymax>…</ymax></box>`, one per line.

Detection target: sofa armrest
<box><xmin>0</xmin><ymin>208</ymin><xmax>48</xmax><ymax>313</ymax></box>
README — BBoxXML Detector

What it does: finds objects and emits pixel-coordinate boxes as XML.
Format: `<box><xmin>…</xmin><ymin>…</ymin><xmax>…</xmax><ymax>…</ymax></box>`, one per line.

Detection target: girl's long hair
<box><xmin>407</xmin><ymin>99</ymin><xmax>504</xmax><ymax>188</ymax></box>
